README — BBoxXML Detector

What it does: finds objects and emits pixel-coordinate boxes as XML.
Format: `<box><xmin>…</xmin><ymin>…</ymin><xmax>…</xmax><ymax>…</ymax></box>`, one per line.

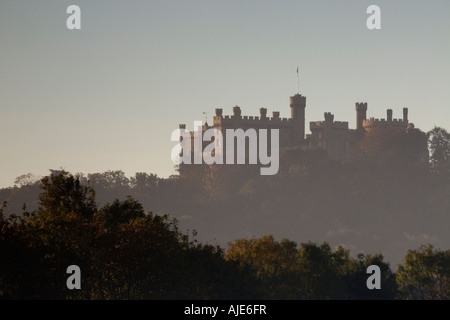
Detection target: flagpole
<box><xmin>297</xmin><ymin>66</ymin><xmax>299</xmax><ymax>94</ymax></box>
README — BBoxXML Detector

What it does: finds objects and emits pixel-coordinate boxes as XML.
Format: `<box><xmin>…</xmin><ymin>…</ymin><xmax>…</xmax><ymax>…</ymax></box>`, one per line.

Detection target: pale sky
<box><xmin>1</xmin><ymin>0</ymin><xmax>449</xmax><ymax>188</ymax></box>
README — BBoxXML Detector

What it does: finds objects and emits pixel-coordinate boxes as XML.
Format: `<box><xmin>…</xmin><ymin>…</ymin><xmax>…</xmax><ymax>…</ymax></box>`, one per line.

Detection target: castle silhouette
<box><xmin>179</xmin><ymin>90</ymin><xmax>427</xmax><ymax>163</ymax></box>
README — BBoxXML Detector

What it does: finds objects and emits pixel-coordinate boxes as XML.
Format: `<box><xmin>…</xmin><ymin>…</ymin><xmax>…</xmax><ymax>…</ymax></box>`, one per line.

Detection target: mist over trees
<box><xmin>1</xmin><ymin>127</ymin><xmax>450</xmax><ymax>299</ymax></box>
<box><xmin>1</xmin><ymin>170</ymin><xmax>449</xmax><ymax>299</ymax></box>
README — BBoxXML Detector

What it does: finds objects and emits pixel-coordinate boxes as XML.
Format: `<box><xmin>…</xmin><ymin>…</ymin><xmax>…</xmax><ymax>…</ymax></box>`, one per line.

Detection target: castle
<box><xmin>179</xmin><ymin>90</ymin><xmax>427</xmax><ymax>164</ymax></box>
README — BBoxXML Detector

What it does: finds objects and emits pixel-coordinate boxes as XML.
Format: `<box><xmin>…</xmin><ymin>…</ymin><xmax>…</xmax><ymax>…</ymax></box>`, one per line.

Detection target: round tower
<box><xmin>290</xmin><ymin>94</ymin><xmax>306</xmax><ymax>144</ymax></box>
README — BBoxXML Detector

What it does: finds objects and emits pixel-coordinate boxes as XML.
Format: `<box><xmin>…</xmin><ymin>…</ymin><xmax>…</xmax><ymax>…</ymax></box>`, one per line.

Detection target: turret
<box><xmin>403</xmin><ymin>108</ymin><xmax>408</xmax><ymax>122</ymax></box>
<box><xmin>233</xmin><ymin>105</ymin><xmax>241</xmax><ymax>118</ymax></box>
<box><xmin>324</xmin><ymin>112</ymin><xmax>334</xmax><ymax>123</ymax></box>
<box><xmin>355</xmin><ymin>102</ymin><xmax>368</xmax><ymax>131</ymax></box>
<box><xmin>260</xmin><ymin>108</ymin><xmax>267</xmax><ymax>119</ymax></box>
<box><xmin>290</xmin><ymin>94</ymin><xmax>306</xmax><ymax>143</ymax></box>
<box><xmin>387</xmin><ymin>109</ymin><xmax>393</xmax><ymax>122</ymax></box>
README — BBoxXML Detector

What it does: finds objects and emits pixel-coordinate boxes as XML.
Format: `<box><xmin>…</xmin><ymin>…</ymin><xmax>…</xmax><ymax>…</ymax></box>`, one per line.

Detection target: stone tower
<box><xmin>290</xmin><ymin>94</ymin><xmax>306</xmax><ymax>144</ymax></box>
<box><xmin>355</xmin><ymin>102</ymin><xmax>368</xmax><ymax>131</ymax></box>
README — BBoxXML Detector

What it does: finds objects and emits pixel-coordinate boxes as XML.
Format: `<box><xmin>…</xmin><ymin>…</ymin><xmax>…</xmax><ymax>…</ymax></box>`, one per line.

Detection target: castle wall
<box><xmin>213</xmin><ymin>106</ymin><xmax>299</xmax><ymax>149</ymax></box>
<box><xmin>309</xmin><ymin>113</ymin><xmax>349</xmax><ymax>160</ymax></box>
<box><xmin>363</xmin><ymin>117</ymin><xmax>408</xmax><ymax>130</ymax></box>
<box><xmin>179</xmin><ymin>94</ymin><xmax>424</xmax><ymax>167</ymax></box>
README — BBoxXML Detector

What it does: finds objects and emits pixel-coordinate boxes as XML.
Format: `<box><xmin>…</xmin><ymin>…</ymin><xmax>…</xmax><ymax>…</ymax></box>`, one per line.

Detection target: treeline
<box><xmin>1</xmin><ymin>171</ymin><xmax>449</xmax><ymax>299</ymax></box>
<box><xmin>3</xmin><ymin>127</ymin><xmax>450</xmax><ymax>265</ymax></box>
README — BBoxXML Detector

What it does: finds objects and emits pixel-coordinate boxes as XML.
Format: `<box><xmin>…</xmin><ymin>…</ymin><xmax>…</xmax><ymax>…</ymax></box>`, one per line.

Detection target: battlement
<box><xmin>363</xmin><ymin>117</ymin><xmax>408</xmax><ymax>129</ymax></box>
<box><xmin>309</xmin><ymin>112</ymin><xmax>349</xmax><ymax>130</ymax></box>
<box><xmin>355</xmin><ymin>102</ymin><xmax>368</xmax><ymax>110</ymax></box>
<box><xmin>310</xmin><ymin>120</ymin><xmax>349</xmax><ymax>130</ymax></box>
<box><xmin>214</xmin><ymin>114</ymin><xmax>290</xmax><ymax>124</ymax></box>
<box><xmin>215</xmin><ymin>108</ymin><xmax>223</xmax><ymax>117</ymax></box>
<box><xmin>290</xmin><ymin>94</ymin><xmax>306</xmax><ymax>105</ymax></box>
<box><xmin>324</xmin><ymin>112</ymin><xmax>334</xmax><ymax>123</ymax></box>
<box><xmin>213</xmin><ymin>105</ymin><xmax>291</xmax><ymax>127</ymax></box>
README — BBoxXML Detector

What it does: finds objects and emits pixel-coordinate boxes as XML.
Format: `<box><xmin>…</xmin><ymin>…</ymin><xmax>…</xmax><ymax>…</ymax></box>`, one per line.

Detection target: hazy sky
<box><xmin>1</xmin><ymin>0</ymin><xmax>449</xmax><ymax>188</ymax></box>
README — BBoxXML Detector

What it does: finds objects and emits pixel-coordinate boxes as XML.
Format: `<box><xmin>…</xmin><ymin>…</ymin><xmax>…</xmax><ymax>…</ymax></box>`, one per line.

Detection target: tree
<box><xmin>225</xmin><ymin>235</ymin><xmax>298</xmax><ymax>298</ymax></box>
<box><xmin>2</xmin><ymin>170</ymin><xmax>257</xmax><ymax>299</ymax></box>
<box><xmin>428</xmin><ymin>127</ymin><xmax>450</xmax><ymax>176</ymax></box>
<box><xmin>130</xmin><ymin>172</ymin><xmax>160</xmax><ymax>192</ymax></box>
<box><xmin>16</xmin><ymin>171</ymin><xmax>99</xmax><ymax>299</ymax></box>
<box><xmin>295</xmin><ymin>242</ymin><xmax>349</xmax><ymax>299</ymax></box>
<box><xmin>344</xmin><ymin>253</ymin><xmax>397</xmax><ymax>300</ymax></box>
<box><xmin>0</xmin><ymin>203</ymin><xmax>40</xmax><ymax>299</ymax></box>
<box><xmin>86</xmin><ymin>170</ymin><xmax>131</xmax><ymax>206</ymax></box>
<box><xmin>224</xmin><ymin>237</ymin><xmax>399</xmax><ymax>299</ymax></box>
<box><xmin>38</xmin><ymin>170</ymin><xmax>96</xmax><ymax>219</ymax></box>
<box><xmin>92</xmin><ymin>212</ymin><xmax>185</xmax><ymax>299</ymax></box>
<box><xmin>225</xmin><ymin>235</ymin><xmax>298</xmax><ymax>275</ymax></box>
<box><xmin>95</xmin><ymin>196</ymin><xmax>145</xmax><ymax>233</ymax></box>
<box><xmin>397</xmin><ymin>245</ymin><xmax>450</xmax><ymax>299</ymax></box>
<box><xmin>14</xmin><ymin>173</ymin><xmax>39</xmax><ymax>188</ymax></box>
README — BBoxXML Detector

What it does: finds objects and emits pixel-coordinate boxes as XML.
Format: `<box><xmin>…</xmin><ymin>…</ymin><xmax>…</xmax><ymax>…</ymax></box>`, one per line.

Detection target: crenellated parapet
<box><xmin>310</xmin><ymin>112</ymin><xmax>349</xmax><ymax>131</ymax></box>
<box><xmin>363</xmin><ymin>117</ymin><xmax>408</xmax><ymax>129</ymax></box>
<box><xmin>360</xmin><ymin>107</ymin><xmax>409</xmax><ymax>130</ymax></box>
<box><xmin>213</xmin><ymin>105</ymin><xmax>291</xmax><ymax>128</ymax></box>
<box><xmin>310</xmin><ymin>120</ymin><xmax>349</xmax><ymax>130</ymax></box>
<box><xmin>290</xmin><ymin>94</ymin><xmax>306</xmax><ymax>107</ymax></box>
<box><xmin>355</xmin><ymin>102</ymin><xmax>368</xmax><ymax>111</ymax></box>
